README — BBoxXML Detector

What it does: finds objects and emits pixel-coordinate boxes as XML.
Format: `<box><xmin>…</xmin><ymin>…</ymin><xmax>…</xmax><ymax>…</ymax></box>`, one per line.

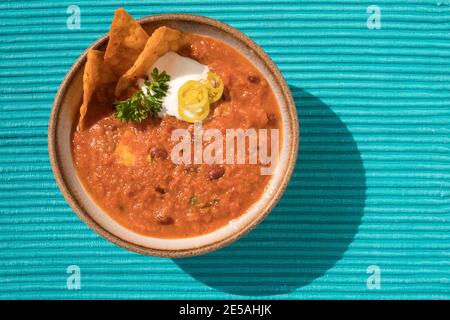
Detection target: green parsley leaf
<box><xmin>189</xmin><ymin>195</ymin><xmax>198</xmax><ymax>205</ymax></box>
<box><xmin>114</xmin><ymin>68</ymin><xmax>170</xmax><ymax>122</ymax></box>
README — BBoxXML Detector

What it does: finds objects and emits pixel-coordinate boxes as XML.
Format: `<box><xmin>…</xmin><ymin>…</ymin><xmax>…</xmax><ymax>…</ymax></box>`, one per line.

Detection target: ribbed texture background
<box><xmin>1</xmin><ymin>0</ymin><xmax>450</xmax><ymax>299</ymax></box>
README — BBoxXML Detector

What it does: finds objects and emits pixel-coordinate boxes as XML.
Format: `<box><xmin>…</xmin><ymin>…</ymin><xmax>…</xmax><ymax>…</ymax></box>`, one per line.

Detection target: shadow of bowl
<box><xmin>174</xmin><ymin>87</ymin><xmax>366</xmax><ymax>296</ymax></box>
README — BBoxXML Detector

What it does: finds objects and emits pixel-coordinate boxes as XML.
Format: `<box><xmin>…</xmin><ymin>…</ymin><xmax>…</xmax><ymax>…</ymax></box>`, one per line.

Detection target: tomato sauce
<box><xmin>72</xmin><ymin>35</ymin><xmax>281</xmax><ymax>238</ymax></box>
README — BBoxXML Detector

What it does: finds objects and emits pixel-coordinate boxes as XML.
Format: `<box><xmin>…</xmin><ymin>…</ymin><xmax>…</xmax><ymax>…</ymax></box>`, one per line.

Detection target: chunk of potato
<box><xmin>115</xmin><ymin>142</ymin><xmax>135</xmax><ymax>167</ymax></box>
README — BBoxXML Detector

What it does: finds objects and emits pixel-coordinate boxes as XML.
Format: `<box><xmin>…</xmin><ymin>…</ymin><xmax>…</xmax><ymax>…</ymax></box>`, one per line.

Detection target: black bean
<box><xmin>267</xmin><ymin>113</ymin><xmax>277</xmax><ymax>124</ymax></box>
<box><xmin>221</xmin><ymin>88</ymin><xmax>231</xmax><ymax>101</ymax></box>
<box><xmin>209</xmin><ymin>166</ymin><xmax>225</xmax><ymax>180</ymax></box>
<box><xmin>150</xmin><ymin>147</ymin><xmax>168</xmax><ymax>160</ymax></box>
<box><xmin>155</xmin><ymin>186</ymin><xmax>166</xmax><ymax>194</ymax></box>
<box><xmin>154</xmin><ymin>211</ymin><xmax>174</xmax><ymax>225</ymax></box>
<box><xmin>248</xmin><ymin>74</ymin><xmax>260</xmax><ymax>84</ymax></box>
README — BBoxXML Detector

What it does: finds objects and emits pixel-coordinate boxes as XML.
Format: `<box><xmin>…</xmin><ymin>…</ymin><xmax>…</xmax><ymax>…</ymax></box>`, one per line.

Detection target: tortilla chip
<box><xmin>79</xmin><ymin>49</ymin><xmax>116</xmax><ymax>130</ymax></box>
<box><xmin>104</xmin><ymin>8</ymin><xmax>149</xmax><ymax>78</ymax></box>
<box><xmin>115</xmin><ymin>26</ymin><xmax>187</xmax><ymax>98</ymax></box>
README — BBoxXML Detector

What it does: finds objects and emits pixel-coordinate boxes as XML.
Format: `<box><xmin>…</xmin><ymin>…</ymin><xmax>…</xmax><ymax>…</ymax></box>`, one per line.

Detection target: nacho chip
<box><xmin>79</xmin><ymin>49</ymin><xmax>115</xmax><ymax>130</ymax></box>
<box><xmin>104</xmin><ymin>8</ymin><xmax>149</xmax><ymax>77</ymax></box>
<box><xmin>115</xmin><ymin>26</ymin><xmax>188</xmax><ymax>98</ymax></box>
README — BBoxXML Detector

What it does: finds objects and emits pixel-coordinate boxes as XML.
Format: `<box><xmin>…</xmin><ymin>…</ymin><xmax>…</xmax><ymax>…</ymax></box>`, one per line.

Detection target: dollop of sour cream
<box><xmin>138</xmin><ymin>52</ymin><xmax>209</xmax><ymax>119</ymax></box>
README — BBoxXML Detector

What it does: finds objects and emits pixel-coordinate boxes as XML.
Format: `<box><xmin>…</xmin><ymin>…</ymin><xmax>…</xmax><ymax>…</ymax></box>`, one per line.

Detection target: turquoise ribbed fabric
<box><xmin>1</xmin><ymin>0</ymin><xmax>449</xmax><ymax>299</ymax></box>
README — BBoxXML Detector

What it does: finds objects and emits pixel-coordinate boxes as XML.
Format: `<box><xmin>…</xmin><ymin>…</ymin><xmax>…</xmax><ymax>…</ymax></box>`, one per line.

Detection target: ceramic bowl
<box><xmin>48</xmin><ymin>14</ymin><xmax>299</xmax><ymax>257</ymax></box>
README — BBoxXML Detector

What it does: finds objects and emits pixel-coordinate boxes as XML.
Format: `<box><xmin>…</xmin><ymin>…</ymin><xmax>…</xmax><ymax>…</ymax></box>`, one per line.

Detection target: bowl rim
<box><xmin>48</xmin><ymin>13</ymin><xmax>299</xmax><ymax>258</ymax></box>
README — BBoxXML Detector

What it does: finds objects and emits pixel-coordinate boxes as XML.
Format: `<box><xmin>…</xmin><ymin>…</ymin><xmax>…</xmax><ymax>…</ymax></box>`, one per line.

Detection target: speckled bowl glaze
<box><xmin>48</xmin><ymin>14</ymin><xmax>299</xmax><ymax>257</ymax></box>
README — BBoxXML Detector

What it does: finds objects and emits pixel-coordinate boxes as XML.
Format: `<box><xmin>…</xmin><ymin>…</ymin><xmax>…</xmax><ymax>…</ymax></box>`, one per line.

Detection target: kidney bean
<box><xmin>248</xmin><ymin>74</ymin><xmax>260</xmax><ymax>84</ymax></box>
<box><xmin>267</xmin><ymin>113</ymin><xmax>277</xmax><ymax>125</ymax></box>
<box><xmin>221</xmin><ymin>88</ymin><xmax>231</xmax><ymax>101</ymax></box>
<box><xmin>155</xmin><ymin>186</ymin><xmax>166</xmax><ymax>194</ymax></box>
<box><xmin>154</xmin><ymin>210</ymin><xmax>174</xmax><ymax>225</ymax></box>
<box><xmin>150</xmin><ymin>147</ymin><xmax>168</xmax><ymax>160</ymax></box>
<box><xmin>209</xmin><ymin>166</ymin><xmax>225</xmax><ymax>180</ymax></box>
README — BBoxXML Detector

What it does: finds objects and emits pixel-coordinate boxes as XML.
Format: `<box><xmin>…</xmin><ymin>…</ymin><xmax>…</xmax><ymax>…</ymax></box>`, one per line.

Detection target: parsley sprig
<box><xmin>114</xmin><ymin>68</ymin><xmax>170</xmax><ymax>122</ymax></box>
